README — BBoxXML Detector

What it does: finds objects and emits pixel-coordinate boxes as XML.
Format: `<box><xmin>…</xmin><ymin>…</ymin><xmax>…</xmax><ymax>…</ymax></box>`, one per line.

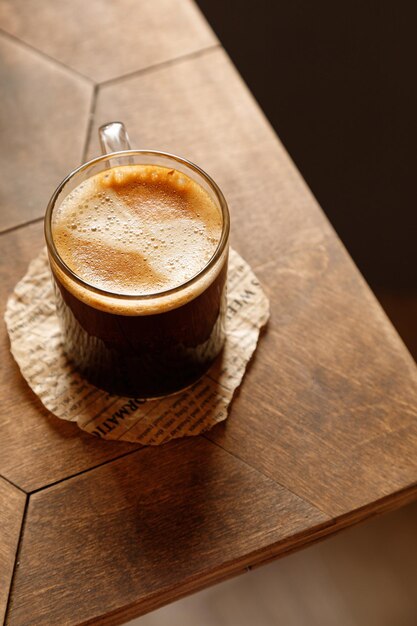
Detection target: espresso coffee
<box><xmin>52</xmin><ymin>165</ymin><xmax>222</xmax><ymax>296</ymax></box>
<box><xmin>49</xmin><ymin>163</ymin><xmax>228</xmax><ymax>397</ymax></box>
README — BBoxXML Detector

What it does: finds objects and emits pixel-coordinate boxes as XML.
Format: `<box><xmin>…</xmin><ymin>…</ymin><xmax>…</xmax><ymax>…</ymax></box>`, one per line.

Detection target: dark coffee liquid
<box><xmin>50</xmin><ymin>163</ymin><xmax>227</xmax><ymax>397</ymax></box>
<box><xmin>53</xmin><ymin>259</ymin><xmax>227</xmax><ymax>397</ymax></box>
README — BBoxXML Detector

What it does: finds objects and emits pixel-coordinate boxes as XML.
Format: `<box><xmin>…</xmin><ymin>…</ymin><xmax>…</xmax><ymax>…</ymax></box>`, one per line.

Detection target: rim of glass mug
<box><xmin>44</xmin><ymin>149</ymin><xmax>230</xmax><ymax>309</ymax></box>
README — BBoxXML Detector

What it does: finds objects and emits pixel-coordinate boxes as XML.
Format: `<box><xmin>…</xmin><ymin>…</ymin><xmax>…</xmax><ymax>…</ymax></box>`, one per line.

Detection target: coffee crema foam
<box><xmin>51</xmin><ymin>164</ymin><xmax>224</xmax><ymax>314</ymax></box>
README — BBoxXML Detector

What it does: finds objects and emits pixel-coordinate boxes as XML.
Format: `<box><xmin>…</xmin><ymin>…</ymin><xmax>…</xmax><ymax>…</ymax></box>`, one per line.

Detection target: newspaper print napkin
<box><xmin>5</xmin><ymin>248</ymin><xmax>269</xmax><ymax>445</ymax></box>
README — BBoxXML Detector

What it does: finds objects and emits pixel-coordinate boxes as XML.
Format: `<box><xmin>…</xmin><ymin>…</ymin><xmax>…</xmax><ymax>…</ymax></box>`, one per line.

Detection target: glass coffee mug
<box><xmin>45</xmin><ymin>122</ymin><xmax>230</xmax><ymax>397</ymax></box>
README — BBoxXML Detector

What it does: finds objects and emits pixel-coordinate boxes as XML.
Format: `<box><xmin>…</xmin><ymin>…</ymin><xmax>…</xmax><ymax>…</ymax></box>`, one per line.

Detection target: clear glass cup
<box><xmin>44</xmin><ymin>123</ymin><xmax>230</xmax><ymax>398</ymax></box>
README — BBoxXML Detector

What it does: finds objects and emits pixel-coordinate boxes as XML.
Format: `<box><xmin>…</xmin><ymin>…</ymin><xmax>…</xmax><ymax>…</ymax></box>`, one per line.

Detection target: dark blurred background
<box><xmin>196</xmin><ymin>0</ymin><xmax>417</xmax><ymax>359</ymax></box>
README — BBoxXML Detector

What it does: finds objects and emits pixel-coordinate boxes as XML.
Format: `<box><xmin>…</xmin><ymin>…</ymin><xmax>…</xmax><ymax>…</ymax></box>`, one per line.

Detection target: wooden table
<box><xmin>1</xmin><ymin>2</ymin><xmax>417</xmax><ymax>624</ymax></box>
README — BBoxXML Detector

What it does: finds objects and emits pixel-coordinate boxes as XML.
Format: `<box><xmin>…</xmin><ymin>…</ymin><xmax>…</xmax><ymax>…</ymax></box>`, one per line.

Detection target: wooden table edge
<box><xmin>60</xmin><ymin>481</ymin><xmax>417</xmax><ymax>626</ymax></box>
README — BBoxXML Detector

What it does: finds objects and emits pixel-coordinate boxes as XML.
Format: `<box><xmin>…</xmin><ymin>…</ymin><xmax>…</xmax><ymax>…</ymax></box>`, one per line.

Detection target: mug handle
<box><xmin>98</xmin><ymin>121</ymin><xmax>131</xmax><ymax>154</ymax></box>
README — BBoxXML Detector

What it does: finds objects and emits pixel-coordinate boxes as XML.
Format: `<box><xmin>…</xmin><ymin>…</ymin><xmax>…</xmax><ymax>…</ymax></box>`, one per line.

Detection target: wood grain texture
<box><xmin>88</xmin><ymin>48</ymin><xmax>417</xmax><ymax>517</ymax></box>
<box><xmin>130</xmin><ymin>500</ymin><xmax>417</xmax><ymax>626</ymax></box>
<box><xmin>2</xmin><ymin>1</ymin><xmax>417</xmax><ymax>624</ymax></box>
<box><xmin>0</xmin><ymin>222</ymin><xmax>138</xmax><ymax>492</ymax></box>
<box><xmin>0</xmin><ymin>0</ymin><xmax>217</xmax><ymax>82</ymax></box>
<box><xmin>376</xmin><ymin>289</ymin><xmax>417</xmax><ymax>361</ymax></box>
<box><xmin>7</xmin><ymin>439</ymin><xmax>327</xmax><ymax>626</ymax></box>
<box><xmin>0</xmin><ymin>478</ymin><xmax>25</xmax><ymax>625</ymax></box>
<box><xmin>0</xmin><ymin>33</ymin><xmax>92</xmax><ymax>232</ymax></box>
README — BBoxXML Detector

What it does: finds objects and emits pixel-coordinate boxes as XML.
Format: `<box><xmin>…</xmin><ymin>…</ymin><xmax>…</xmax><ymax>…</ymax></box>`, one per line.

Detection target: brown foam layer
<box><xmin>52</xmin><ymin>164</ymin><xmax>223</xmax><ymax>308</ymax></box>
